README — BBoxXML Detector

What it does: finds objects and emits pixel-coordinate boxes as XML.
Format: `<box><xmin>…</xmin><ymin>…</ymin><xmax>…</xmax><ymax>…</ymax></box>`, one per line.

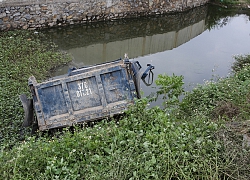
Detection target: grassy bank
<box><xmin>0</xmin><ymin>30</ymin><xmax>70</xmax><ymax>147</ymax></box>
<box><xmin>0</xmin><ymin>30</ymin><xmax>250</xmax><ymax>179</ymax></box>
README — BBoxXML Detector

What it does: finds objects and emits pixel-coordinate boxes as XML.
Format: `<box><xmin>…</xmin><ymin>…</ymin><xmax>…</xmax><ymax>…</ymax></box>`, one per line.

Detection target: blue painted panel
<box><xmin>67</xmin><ymin>76</ymin><xmax>102</xmax><ymax>111</ymax></box>
<box><xmin>38</xmin><ymin>84</ymin><xmax>68</xmax><ymax>120</ymax></box>
<box><xmin>101</xmin><ymin>69</ymin><xmax>131</xmax><ymax>104</ymax></box>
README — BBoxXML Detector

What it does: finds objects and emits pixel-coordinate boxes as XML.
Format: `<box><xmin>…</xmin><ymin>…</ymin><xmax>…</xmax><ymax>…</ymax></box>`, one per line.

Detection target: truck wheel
<box><xmin>19</xmin><ymin>94</ymin><xmax>34</xmax><ymax>127</ymax></box>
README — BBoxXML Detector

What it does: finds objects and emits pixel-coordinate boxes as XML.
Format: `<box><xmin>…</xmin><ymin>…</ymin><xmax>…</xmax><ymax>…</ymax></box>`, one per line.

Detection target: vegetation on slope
<box><xmin>0</xmin><ymin>30</ymin><xmax>249</xmax><ymax>179</ymax></box>
<box><xmin>0</xmin><ymin>30</ymin><xmax>70</xmax><ymax>147</ymax></box>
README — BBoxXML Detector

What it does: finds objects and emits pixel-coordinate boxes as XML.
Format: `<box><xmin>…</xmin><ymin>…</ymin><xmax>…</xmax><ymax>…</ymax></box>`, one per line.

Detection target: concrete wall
<box><xmin>0</xmin><ymin>0</ymin><xmax>209</xmax><ymax>30</ymax></box>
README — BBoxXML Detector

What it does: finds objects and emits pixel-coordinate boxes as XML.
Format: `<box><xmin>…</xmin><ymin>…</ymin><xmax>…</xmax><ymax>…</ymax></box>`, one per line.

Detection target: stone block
<box><xmin>67</xmin><ymin>15</ymin><xmax>72</xmax><ymax>19</ymax></box>
<box><xmin>0</xmin><ymin>12</ymin><xmax>6</xmax><ymax>18</ymax></box>
<box><xmin>3</xmin><ymin>16</ymin><xmax>9</xmax><ymax>21</ymax></box>
<box><xmin>41</xmin><ymin>6</ymin><xmax>48</xmax><ymax>11</ymax></box>
<box><xmin>19</xmin><ymin>7</ymin><xmax>25</xmax><ymax>12</ymax></box>
<box><xmin>24</xmin><ymin>14</ymin><xmax>31</xmax><ymax>20</ymax></box>
<box><xmin>13</xmin><ymin>12</ymin><xmax>20</xmax><ymax>16</ymax></box>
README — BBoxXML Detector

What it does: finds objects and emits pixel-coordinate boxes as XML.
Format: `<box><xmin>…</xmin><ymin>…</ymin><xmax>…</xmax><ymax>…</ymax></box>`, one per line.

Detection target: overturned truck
<box><xmin>20</xmin><ymin>57</ymin><xmax>154</xmax><ymax>131</ymax></box>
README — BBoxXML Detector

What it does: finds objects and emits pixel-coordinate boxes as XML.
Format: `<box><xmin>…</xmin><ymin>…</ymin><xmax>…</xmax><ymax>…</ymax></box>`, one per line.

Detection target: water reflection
<box><xmin>42</xmin><ymin>5</ymin><xmax>250</xmax><ymax>106</ymax></box>
<box><xmin>43</xmin><ymin>6</ymin><xmax>207</xmax><ymax>68</ymax></box>
<box><xmin>63</xmin><ymin>19</ymin><xmax>205</xmax><ymax>67</ymax></box>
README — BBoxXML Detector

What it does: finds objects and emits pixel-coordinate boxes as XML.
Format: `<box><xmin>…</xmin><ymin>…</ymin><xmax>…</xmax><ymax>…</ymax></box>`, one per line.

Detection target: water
<box><xmin>43</xmin><ymin>5</ymin><xmax>250</xmax><ymax>106</ymax></box>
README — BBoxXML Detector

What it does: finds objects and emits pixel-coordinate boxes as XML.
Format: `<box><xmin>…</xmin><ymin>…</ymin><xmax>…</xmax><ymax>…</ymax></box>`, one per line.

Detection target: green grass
<box><xmin>181</xmin><ymin>55</ymin><xmax>250</xmax><ymax>120</ymax></box>
<box><xmin>0</xmin><ymin>100</ymin><xmax>222</xmax><ymax>179</ymax></box>
<box><xmin>0</xmin><ymin>30</ymin><xmax>70</xmax><ymax>147</ymax></box>
<box><xmin>0</xmin><ymin>30</ymin><xmax>249</xmax><ymax>179</ymax></box>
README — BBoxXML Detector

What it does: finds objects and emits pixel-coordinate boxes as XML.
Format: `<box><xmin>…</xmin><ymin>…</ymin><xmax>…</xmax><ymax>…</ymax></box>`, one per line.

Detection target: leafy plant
<box><xmin>232</xmin><ymin>54</ymin><xmax>250</xmax><ymax>73</ymax></box>
<box><xmin>150</xmin><ymin>73</ymin><xmax>184</xmax><ymax>111</ymax></box>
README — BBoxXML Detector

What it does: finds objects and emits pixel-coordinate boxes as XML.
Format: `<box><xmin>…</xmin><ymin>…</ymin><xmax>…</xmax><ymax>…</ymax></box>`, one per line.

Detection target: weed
<box><xmin>0</xmin><ymin>30</ymin><xmax>250</xmax><ymax>179</ymax></box>
<box><xmin>148</xmin><ymin>73</ymin><xmax>184</xmax><ymax>116</ymax></box>
<box><xmin>0</xmin><ymin>99</ymin><xmax>223</xmax><ymax>179</ymax></box>
<box><xmin>180</xmin><ymin>54</ymin><xmax>250</xmax><ymax>179</ymax></box>
<box><xmin>232</xmin><ymin>54</ymin><xmax>250</xmax><ymax>73</ymax></box>
<box><xmin>0</xmin><ymin>30</ymin><xmax>71</xmax><ymax>147</ymax></box>
<box><xmin>212</xmin><ymin>100</ymin><xmax>240</xmax><ymax>120</ymax></box>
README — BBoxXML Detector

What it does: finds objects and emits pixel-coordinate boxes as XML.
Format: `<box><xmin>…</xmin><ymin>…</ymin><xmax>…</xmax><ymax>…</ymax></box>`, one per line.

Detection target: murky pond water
<box><xmin>43</xmin><ymin>5</ymin><xmax>250</xmax><ymax>106</ymax></box>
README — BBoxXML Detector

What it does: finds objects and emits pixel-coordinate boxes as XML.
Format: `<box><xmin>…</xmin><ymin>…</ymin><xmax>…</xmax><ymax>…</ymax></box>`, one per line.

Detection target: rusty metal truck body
<box><xmin>20</xmin><ymin>58</ymin><xmax>154</xmax><ymax>131</ymax></box>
